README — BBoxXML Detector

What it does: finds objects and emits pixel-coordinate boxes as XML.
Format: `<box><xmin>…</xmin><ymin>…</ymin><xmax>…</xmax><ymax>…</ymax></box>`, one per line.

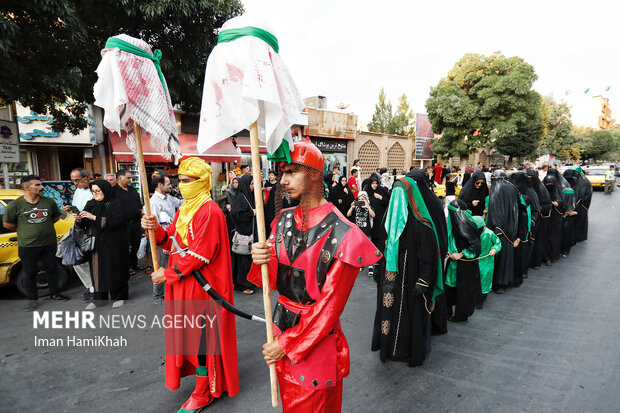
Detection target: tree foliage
<box><xmin>537</xmin><ymin>97</ymin><xmax>579</xmax><ymax>158</ymax></box>
<box><xmin>0</xmin><ymin>0</ymin><xmax>243</xmax><ymax>133</ymax></box>
<box><xmin>581</xmin><ymin>129</ymin><xmax>617</xmax><ymax>161</ymax></box>
<box><xmin>392</xmin><ymin>93</ymin><xmax>414</xmax><ymax>136</ymax></box>
<box><xmin>367</xmin><ymin>88</ymin><xmax>393</xmax><ymax>134</ymax></box>
<box><xmin>426</xmin><ymin>52</ymin><xmax>542</xmax><ymax>158</ymax></box>
<box><xmin>367</xmin><ymin>89</ymin><xmax>413</xmax><ymax>136</ymax></box>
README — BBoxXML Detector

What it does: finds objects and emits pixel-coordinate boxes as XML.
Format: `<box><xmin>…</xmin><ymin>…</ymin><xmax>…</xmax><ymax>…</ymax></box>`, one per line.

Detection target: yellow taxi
<box><xmin>0</xmin><ymin>189</ymin><xmax>74</xmax><ymax>296</ymax></box>
<box><xmin>584</xmin><ymin>167</ymin><xmax>607</xmax><ymax>189</ymax></box>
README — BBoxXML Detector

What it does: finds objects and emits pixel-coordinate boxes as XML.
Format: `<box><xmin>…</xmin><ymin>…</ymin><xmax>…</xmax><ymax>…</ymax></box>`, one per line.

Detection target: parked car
<box><xmin>584</xmin><ymin>167</ymin><xmax>607</xmax><ymax>189</ymax></box>
<box><xmin>0</xmin><ymin>189</ymin><xmax>74</xmax><ymax>296</ymax></box>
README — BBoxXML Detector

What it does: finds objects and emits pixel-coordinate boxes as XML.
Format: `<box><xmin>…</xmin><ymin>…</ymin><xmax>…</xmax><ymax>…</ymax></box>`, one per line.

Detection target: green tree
<box><xmin>391</xmin><ymin>93</ymin><xmax>414</xmax><ymax>136</ymax></box>
<box><xmin>425</xmin><ymin>52</ymin><xmax>542</xmax><ymax>158</ymax></box>
<box><xmin>367</xmin><ymin>87</ymin><xmax>393</xmax><ymax>134</ymax></box>
<box><xmin>582</xmin><ymin>129</ymin><xmax>616</xmax><ymax>160</ymax></box>
<box><xmin>0</xmin><ymin>0</ymin><xmax>244</xmax><ymax>133</ymax></box>
<box><xmin>538</xmin><ymin>97</ymin><xmax>577</xmax><ymax>158</ymax></box>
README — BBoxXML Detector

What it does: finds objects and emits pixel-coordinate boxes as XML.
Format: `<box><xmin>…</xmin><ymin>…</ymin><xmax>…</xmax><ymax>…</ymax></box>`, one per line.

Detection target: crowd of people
<box><xmin>372</xmin><ymin>161</ymin><xmax>593</xmax><ymax>370</ymax></box>
<box><xmin>4</xmin><ymin>147</ymin><xmax>600</xmax><ymax>412</ymax></box>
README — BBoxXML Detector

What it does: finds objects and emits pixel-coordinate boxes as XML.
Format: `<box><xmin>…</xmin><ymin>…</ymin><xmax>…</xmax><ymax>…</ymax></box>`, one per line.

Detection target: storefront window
<box><xmin>6</xmin><ymin>149</ymin><xmax>31</xmax><ymax>189</ymax></box>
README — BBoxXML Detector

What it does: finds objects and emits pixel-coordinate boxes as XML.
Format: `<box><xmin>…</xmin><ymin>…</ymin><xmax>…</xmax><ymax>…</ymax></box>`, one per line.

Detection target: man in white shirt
<box><xmin>63</xmin><ymin>168</ymin><xmax>95</xmax><ymax>300</ymax></box>
<box><xmin>149</xmin><ymin>175</ymin><xmax>183</xmax><ymax>304</ymax></box>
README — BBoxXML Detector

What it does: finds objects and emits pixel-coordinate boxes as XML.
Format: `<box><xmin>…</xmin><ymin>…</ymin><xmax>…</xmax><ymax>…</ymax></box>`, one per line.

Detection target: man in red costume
<box><xmin>250</xmin><ymin>139</ymin><xmax>381</xmax><ymax>412</ymax></box>
<box><xmin>142</xmin><ymin>157</ymin><xmax>238</xmax><ymax>413</ymax></box>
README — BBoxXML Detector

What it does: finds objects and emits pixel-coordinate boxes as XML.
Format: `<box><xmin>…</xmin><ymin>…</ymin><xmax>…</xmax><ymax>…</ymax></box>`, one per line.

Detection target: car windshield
<box><xmin>587</xmin><ymin>169</ymin><xmax>607</xmax><ymax>176</ymax></box>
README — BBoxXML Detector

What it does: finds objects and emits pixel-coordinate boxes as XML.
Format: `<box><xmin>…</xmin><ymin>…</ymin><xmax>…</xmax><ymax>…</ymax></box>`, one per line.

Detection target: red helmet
<box><xmin>284</xmin><ymin>138</ymin><xmax>324</xmax><ymax>173</ymax></box>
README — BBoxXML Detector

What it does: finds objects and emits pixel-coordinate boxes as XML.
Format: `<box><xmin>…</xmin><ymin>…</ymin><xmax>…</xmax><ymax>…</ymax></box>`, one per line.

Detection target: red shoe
<box><xmin>177</xmin><ymin>373</ymin><xmax>213</xmax><ymax>413</ymax></box>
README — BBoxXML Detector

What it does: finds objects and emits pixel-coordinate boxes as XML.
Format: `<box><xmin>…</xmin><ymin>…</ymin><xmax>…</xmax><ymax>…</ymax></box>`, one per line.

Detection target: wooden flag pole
<box><xmin>249</xmin><ymin>121</ymin><xmax>279</xmax><ymax>407</ymax></box>
<box><xmin>134</xmin><ymin>123</ymin><xmax>159</xmax><ymax>271</ymax></box>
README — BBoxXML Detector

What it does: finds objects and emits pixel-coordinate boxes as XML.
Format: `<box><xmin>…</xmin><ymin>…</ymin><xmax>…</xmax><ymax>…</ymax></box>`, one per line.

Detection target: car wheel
<box><xmin>15</xmin><ymin>263</ymin><xmax>69</xmax><ymax>298</ymax></box>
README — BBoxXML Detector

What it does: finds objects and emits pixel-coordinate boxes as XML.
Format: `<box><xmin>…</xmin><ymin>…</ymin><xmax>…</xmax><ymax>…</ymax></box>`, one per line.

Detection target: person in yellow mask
<box><xmin>141</xmin><ymin>157</ymin><xmax>239</xmax><ymax>413</ymax></box>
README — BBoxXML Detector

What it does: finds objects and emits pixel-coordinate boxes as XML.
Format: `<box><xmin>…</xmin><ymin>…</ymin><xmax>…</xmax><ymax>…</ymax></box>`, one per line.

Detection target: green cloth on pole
<box><xmin>584</xmin><ymin>88</ymin><xmax>590</xmax><ymax>94</ymax></box>
<box><xmin>217</xmin><ymin>26</ymin><xmax>279</xmax><ymax>53</ymax></box>
<box><xmin>105</xmin><ymin>37</ymin><xmax>167</xmax><ymax>96</ymax></box>
<box><xmin>605</xmin><ymin>86</ymin><xmax>611</xmax><ymax>91</ymax></box>
<box><xmin>267</xmin><ymin>139</ymin><xmax>292</xmax><ymax>163</ymax></box>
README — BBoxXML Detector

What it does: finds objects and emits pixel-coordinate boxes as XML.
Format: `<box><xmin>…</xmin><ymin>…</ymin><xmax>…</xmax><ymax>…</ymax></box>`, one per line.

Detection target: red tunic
<box><xmin>248</xmin><ymin>202</ymin><xmax>380</xmax><ymax>412</ymax></box>
<box><xmin>152</xmin><ymin>200</ymin><xmax>239</xmax><ymax>397</ymax></box>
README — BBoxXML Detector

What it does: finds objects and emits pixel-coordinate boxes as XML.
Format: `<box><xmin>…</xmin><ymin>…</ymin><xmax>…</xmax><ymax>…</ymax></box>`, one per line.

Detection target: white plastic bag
<box><xmin>137</xmin><ymin>236</ymin><xmax>148</xmax><ymax>259</ymax></box>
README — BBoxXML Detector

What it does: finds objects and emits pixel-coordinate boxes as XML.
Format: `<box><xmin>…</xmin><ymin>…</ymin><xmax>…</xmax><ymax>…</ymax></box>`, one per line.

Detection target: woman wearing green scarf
<box><xmin>445</xmin><ymin>199</ymin><xmax>482</xmax><ymax>322</ymax></box>
<box><xmin>471</xmin><ymin>215</ymin><xmax>502</xmax><ymax>309</ymax></box>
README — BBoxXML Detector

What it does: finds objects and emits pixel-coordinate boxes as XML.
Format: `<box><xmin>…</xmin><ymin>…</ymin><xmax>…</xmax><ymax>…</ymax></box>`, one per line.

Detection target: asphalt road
<box><xmin>1</xmin><ymin>190</ymin><xmax>619</xmax><ymax>413</ymax></box>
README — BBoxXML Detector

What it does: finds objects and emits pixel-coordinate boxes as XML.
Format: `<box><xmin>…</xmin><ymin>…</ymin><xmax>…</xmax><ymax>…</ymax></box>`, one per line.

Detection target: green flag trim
<box><xmin>105</xmin><ymin>37</ymin><xmax>167</xmax><ymax>97</ymax></box>
<box><xmin>267</xmin><ymin>139</ymin><xmax>291</xmax><ymax>163</ymax></box>
<box><xmin>217</xmin><ymin>26</ymin><xmax>279</xmax><ymax>53</ymax></box>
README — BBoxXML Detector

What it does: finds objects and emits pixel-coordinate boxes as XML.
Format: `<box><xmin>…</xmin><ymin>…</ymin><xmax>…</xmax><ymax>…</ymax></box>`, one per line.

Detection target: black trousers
<box><xmin>128</xmin><ymin>220</ymin><xmax>143</xmax><ymax>270</ymax></box>
<box><xmin>18</xmin><ymin>244</ymin><xmax>59</xmax><ymax>300</ymax></box>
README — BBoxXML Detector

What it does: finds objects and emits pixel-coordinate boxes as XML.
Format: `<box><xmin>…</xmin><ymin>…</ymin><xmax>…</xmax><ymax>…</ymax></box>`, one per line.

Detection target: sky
<box><xmin>242</xmin><ymin>0</ymin><xmax>620</xmax><ymax>125</ymax></box>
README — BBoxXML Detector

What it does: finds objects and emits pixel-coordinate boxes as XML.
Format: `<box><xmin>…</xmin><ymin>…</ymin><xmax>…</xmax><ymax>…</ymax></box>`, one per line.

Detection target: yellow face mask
<box><xmin>179</xmin><ymin>179</ymin><xmax>208</xmax><ymax>200</ymax></box>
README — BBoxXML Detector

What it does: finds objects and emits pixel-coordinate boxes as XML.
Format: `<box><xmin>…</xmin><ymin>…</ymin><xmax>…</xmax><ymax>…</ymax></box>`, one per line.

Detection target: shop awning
<box><xmin>233</xmin><ymin>137</ymin><xmax>268</xmax><ymax>154</ymax></box>
<box><xmin>110</xmin><ymin>131</ymin><xmax>242</xmax><ymax>163</ymax></box>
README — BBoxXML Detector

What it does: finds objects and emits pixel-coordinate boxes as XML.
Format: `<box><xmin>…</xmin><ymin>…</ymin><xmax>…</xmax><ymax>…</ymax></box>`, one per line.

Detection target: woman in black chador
<box><xmin>365</xmin><ymin>175</ymin><xmax>390</xmax><ymax>248</ymax></box>
<box><xmin>527</xmin><ymin>168</ymin><xmax>552</xmax><ymax>268</ymax></box>
<box><xmin>73</xmin><ymin>179</ymin><xmax>129</xmax><ymax>308</ymax></box>
<box><xmin>445</xmin><ymin>199</ymin><xmax>481</xmax><ymax>322</ymax></box>
<box><xmin>230</xmin><ymin>174</ymin><xmax>257</xmax><ymax>294</ymax></box>
<box><xmin>486</xmin><ymin>170</ymin><xmax>521</xmax><ymax>293</ymax></box>
<box><xmin>372</xmin><ymin>170</ymin><xmax>447</xmax><ymax>366</ymax></box>
<box><xmin>510</xmin><ymin>172</ymin><xmax>540</xmax><ymax>280</ymax></box>
<box><xmin>458</xmin><ymin>170</ymin><xmax>489</xmax><ymax>216</ymax></box>
<box><xmin>543</xmin><ymin>168</ymin><xmax>576</xmax><ymax>261</ymax></box>
<box><xmin>328</xmin><ymin>175</ymin><xmax>354</xmax><ymax>218</ymax></box>
<box><xmin>563</xmin><ymin>168</ymin><xmax>592</xmax><ymax>243</ymax></box>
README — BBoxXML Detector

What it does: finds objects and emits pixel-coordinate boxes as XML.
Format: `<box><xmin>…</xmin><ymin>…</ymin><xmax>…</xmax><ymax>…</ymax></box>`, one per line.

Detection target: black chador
<box><xmin>564</xmin><ymin>168</ymin><xmax>592</xmax><ymax>243</ymax></box>
<box><xmin>458</xmin><ymin>170</ymin><xmax>489</xmax><ymax>216</ymax></box>
<box><xmin>486</xmin><ymin>170</ymin><xmax>521</xmax><ymax>290</ymax></box>
<box><xmin>372</xmin><ymin>171</ymin><xmax>446</xmax><ymax>367</ymax></box>
<box><xmin>510</xmin><ymin>172</ymin><xmax>540</xmax><ymax>279</ymax></box>
<box><xmin>528</xmin><ymin>169</ymin><xmax>552</xmax><ymax>268</ymax></box>
<box><xmin>543</xmin><ymin>169</ymin><xmax>575</xmax><ymax>262</ymax></box>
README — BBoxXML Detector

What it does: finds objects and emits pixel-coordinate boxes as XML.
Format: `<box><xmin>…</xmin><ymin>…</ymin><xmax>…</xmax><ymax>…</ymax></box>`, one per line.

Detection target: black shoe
<box><xmin>24</xmin><ymin>300</ymin><xmax>38</xmax><ymax>312</ymax></box>
<box><xmin>561</xmin><ymin>254</ymin><xmax>568</xmax><ymax>258</ymax></box>
<box><xmin>532</xmin><ymin>266</ymin><xmax>540</xmax><ymax>270</ymax></box>
<box><xmin>49</xmin><ymin>294</ymin><xmax>70</xmax><ymax>302</ymax></box>
<box><xmin>475</xmin><ymin>303</ymin><xmax>484</xmax><ymax>310</ymax></box>
<box><xmin>83</xmin><ymin>292</ymin><xmax>94</xmax><ymax>301</ymax></box>
<box><xmin>448</xmin><ymin>315</ymin><xmax>467</xmax><ymax>322</ymax></box>
<box><xmin>523</xmin><ymin>274</ymin><xmax>528</xmax><ymax>279</ymax></box>
<box><xmin>494</xmin><ymin>288</ymin><xmax>505</xmax><ymax>295</ymax></box>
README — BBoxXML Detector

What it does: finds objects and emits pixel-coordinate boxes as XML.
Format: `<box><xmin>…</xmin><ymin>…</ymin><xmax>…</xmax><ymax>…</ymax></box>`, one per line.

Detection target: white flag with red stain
<box><xmin>197</xmin><ymin>15</ymin><xmax>305</xmax><ymax>162</ymax></box>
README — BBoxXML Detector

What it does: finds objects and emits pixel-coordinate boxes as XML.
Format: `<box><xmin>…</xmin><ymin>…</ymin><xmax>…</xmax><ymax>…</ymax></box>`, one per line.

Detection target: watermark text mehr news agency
<box><xmin>33</xmin><ymin>311</ymin><xmax>218</xmax><ymax>330</ymax></box>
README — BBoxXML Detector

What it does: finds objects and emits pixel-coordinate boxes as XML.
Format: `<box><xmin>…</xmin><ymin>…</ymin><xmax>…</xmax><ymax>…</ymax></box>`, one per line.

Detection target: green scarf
<box><xmin>217</xmin><ymin>26</ymin><xmax>279</xmax><ymax>53</ymax></box>
<box><xmin>105</xmin><ymin>37</ymin><xmax>167</xmax><ymax>97</ymax></box>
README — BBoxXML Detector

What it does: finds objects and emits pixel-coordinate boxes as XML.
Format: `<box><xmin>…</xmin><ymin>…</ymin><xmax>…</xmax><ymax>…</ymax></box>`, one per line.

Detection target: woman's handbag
<box><xmin>74</xmin><ymin>225</ymin><xmax>95</xmax><ymax>253</ymax></box>
<box><xmin>231</xmin><ymin>194</ymin><xmax>254</xmax><ymax>255</ymax></box>
<box><xmin>231</xmin><ymin>230</ymin><xmax>253</xmax><ymax>255</ymax></box>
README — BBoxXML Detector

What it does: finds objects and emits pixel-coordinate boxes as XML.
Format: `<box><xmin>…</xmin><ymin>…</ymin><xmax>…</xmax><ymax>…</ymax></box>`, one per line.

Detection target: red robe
<box><xmin>248</xmin><ymin>202</ymin><xmax>381</xmax><ymax>412</ymax></box>
<box><xmin>152</xmin><ymin>200</ymin><xmax>239</xmax><ymax>397</ymax></box>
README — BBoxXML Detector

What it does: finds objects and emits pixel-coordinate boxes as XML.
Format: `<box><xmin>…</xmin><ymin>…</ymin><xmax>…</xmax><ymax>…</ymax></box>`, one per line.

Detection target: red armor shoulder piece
<box><xmin>329</xmin><ymin>205</ymin><xmax>383</xmax><ymax>268</ymax></box>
